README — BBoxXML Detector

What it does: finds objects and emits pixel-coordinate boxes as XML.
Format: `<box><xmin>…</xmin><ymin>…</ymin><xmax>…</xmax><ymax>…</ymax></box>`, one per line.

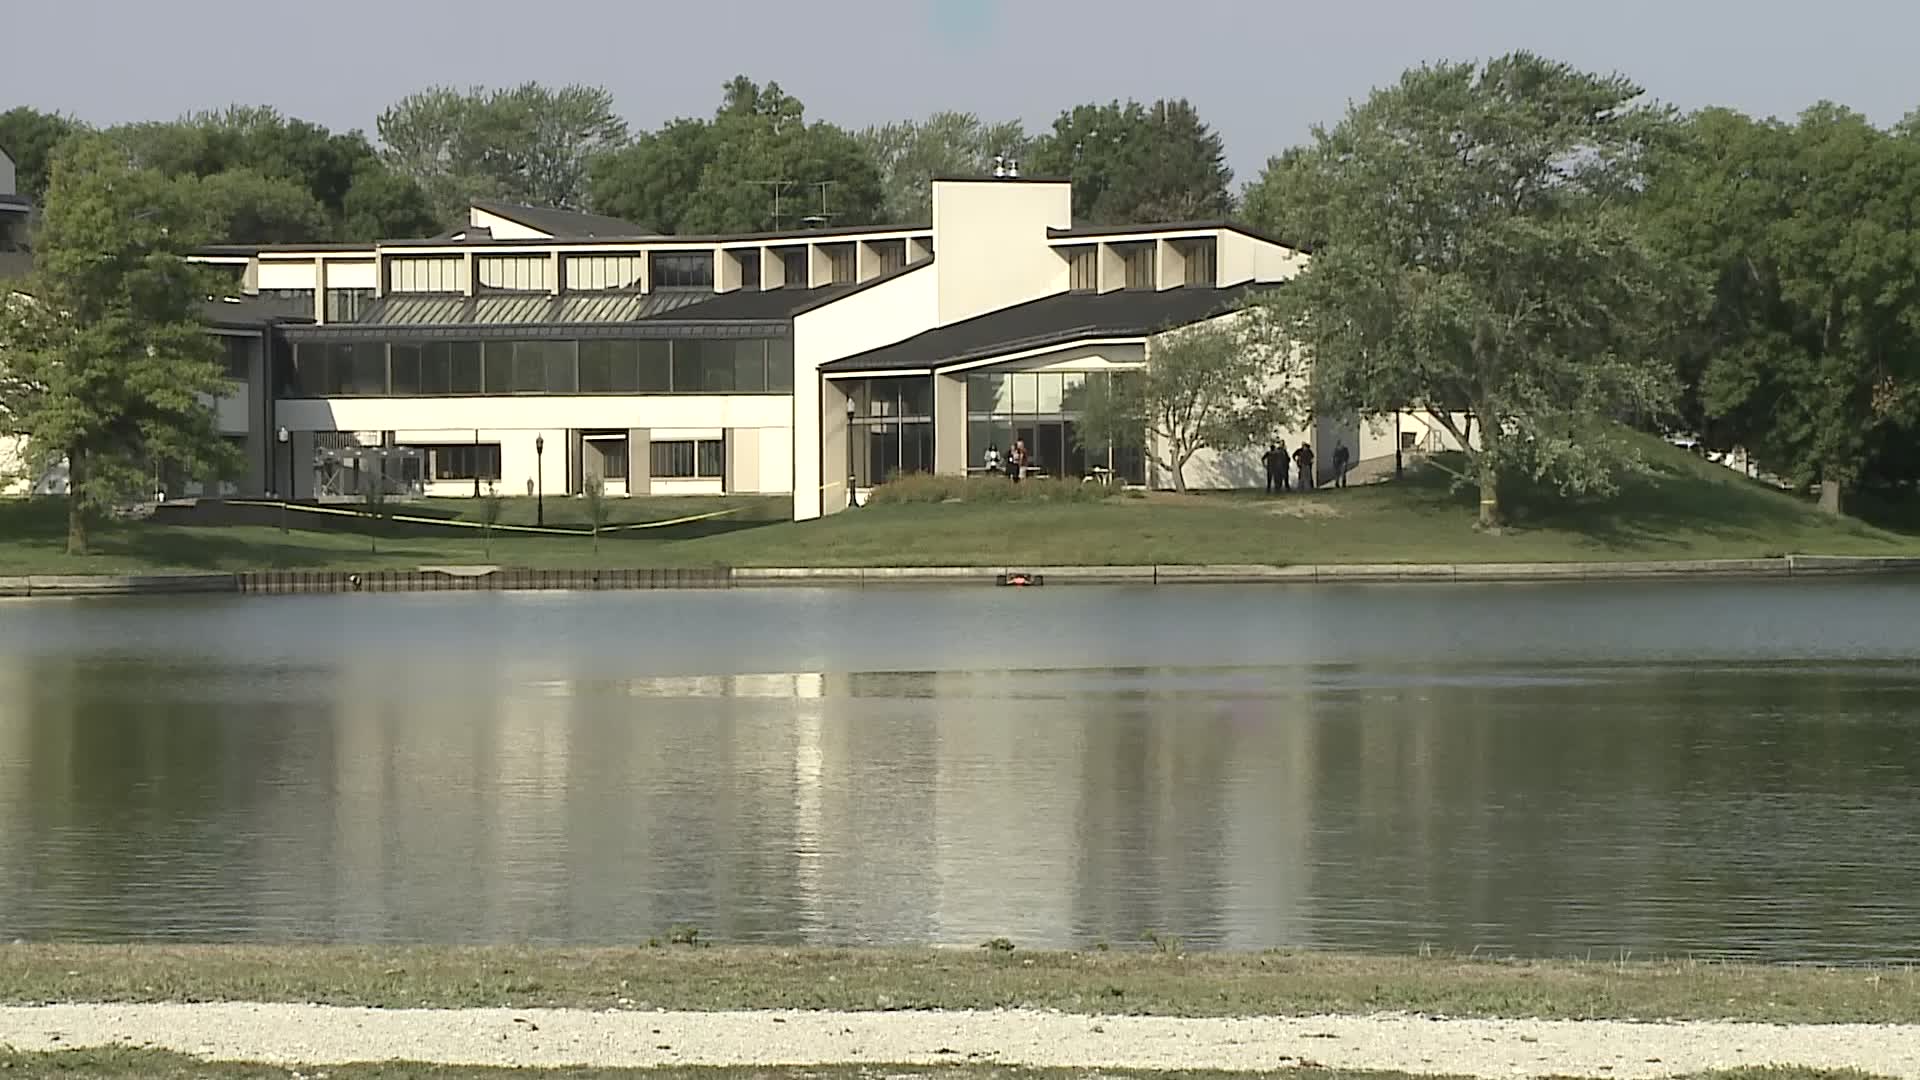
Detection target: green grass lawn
<box><xmin>5</xmin><ymin>944</ymin><xmax>1917</xmax><ymax>1022</ymax></box>
<box><xmin>2</xmin><ymin>432</ymin><xmax>1915</xmax><ymax>574</ymax></box>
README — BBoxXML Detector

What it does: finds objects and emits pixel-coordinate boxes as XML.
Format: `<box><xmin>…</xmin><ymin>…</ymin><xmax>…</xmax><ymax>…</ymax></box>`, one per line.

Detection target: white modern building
<box><xmin>16</xmin><ymin>173</ymin><xmax>1455</xmax><ymax>516</ymax></box>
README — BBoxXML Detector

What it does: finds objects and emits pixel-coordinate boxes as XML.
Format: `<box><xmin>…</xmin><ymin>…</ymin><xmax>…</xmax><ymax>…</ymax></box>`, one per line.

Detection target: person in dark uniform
<box><xmin>1332</xmin><ymin>441</ymin><xmax>1351</xmax><ymax>488</ymax></box>
<box><xmin>1293</xmin><ymin>442</ymin><xmax>1315</xmax><ymax>491</ymax></box>
<box><xmin>1261</xmin><ymin>444</ymin><xmax>1285</xmax><ymax>494</ymax></box>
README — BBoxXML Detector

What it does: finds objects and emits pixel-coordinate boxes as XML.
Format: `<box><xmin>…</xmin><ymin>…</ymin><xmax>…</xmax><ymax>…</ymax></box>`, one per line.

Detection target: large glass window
<box><xmin>449</xmin><ymin>342</ymin><xmax>482</xmax><ymax>394</ymax></box>
<box><xmin>767</xmin><ymin>337</ymin><xmax>794</xmax><ymax>392</ymax></box>
<box><xmin>731</xmin><ymin>339</ymin><xmax>767</xmax><ymax>393</ymax></box>
<box><xmin>425</xmin><ymin>444</ymin><xmax>501</xmax><ymax>481</ymax></box>
<box><xmin>964</xmin><ymin>369</ymin><xmax>1144</xmax><ymax>484</ymax></box>
<box><xmin>483</xmin><ymin>342</ymin><xmax>514</xmax><ymax>395</ymax></box>
<box><xmin>652</xmin><ymin>252</ymin><xmax>715</xmax><ymax>289</ymax></box>
<box><xmin>221</xmin><ymin>337</ymin><xmax>251</xmax><ymax>380</ymax></box>
<box><xmin>390</xmin><ymin>343</ymin><xmax>423</xmax><ymax>395</ymax></box>
<box><xmin>844</xmin><ymin>377</ymin><xmax>934</xmax><ymax>487</ymax></box>
<box><xmin>650</xmin><ymin>439</ymin><xmax>725</xmax><ymax>479</ymax></box>
<box><xmin>278</xmin><ymin>337</ymin><xmax>792</xmax><ymax>397</ymax></box>
<box><xmin>636</xmin><ymin>340</ymin><xmax>672</xmax><ymax>391</ymax></box>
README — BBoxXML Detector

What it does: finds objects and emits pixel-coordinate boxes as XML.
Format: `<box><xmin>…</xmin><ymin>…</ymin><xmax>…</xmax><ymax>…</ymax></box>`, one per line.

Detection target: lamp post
<box><xmin>534</xmin><ymin>434</ymin><xmax>545</xmax><ymax>527</ymax></box>
<box><xmin>275</xmin><ymin>426</ymin><xmax>290</xmax><ymax>533</ymax></box>
<box><xmin>844</xmin><ymin>395</ymin><xmax>857</xmax><ymax>509</ymax></box>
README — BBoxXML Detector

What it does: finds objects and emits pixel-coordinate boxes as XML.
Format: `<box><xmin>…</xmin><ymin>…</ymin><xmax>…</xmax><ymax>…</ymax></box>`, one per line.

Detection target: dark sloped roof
<box><xmin>820</xmin><ymin>285</ymin><xmax>1267</xmax><ymax>374</ymax></box>
<box><xmin>470</xmin><ymin>200</ymin><xmax>652</xmax><ymax>239</ymax></box>
<box><xmin>340</xmin><ymin>290</ymin><xmax>716</xmax><ymax>328</ymax></box>
<box><xmin>1047</xmin><ymin>220</ymin><xmax>1314</xmax><ymax>254</ymax></box>
<box><xmin>201</xmin><ymin>295</ymin><xmax>317</xmax><ymax>329</ymax></box>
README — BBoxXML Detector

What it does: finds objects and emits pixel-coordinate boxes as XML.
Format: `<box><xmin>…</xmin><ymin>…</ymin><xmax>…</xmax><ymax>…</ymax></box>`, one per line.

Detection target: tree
<box><xmin>0</xmin><ymin>134</ymin><xmax>232</xmax><ymax>555</ymax></box>
<box><xmin>478</xmin><ymin>482</ymin><xmax>503</xmax><ymax>560</ymax></box>
<box><xmin>185</xmin><ymin>169</ymin><xmax>331</xmax><ymax>246</ymax></box>
<box><xmin>1028</xmin><ymin>99</ymin><xmax>1232</xmax><ymax>225</ymax></box>
<box><xmin>589</xmin><ymin>77</ymin><xmax>884</xmax><ymax>235</ymax></box>
<box><xmin>1248</xmin><ymin>54</ymin><xmax>1681</xmax><ymax>528</ymax></box>
<box><xmin>1641</xmin><ymin>105</ymin><xmax>1920</xmax><ymax>511</ymax></box>
<box><xmin>1075</xmin><ymin>314</ymin><xmax>1304</xmax><ymax>493</ymax></box>
<box><xmin>360</xmin><ymin>458</ymin><xmax>389</xmax><ymax>554</ymax></box>
<box><xmin>582</xmin><ymin>473</ymin><xmax>609</xmax><ymax>555</ymax></box>
<box><xmin>378</xmin><ymin>83</ymin><xmax>629</xmax><ymax>222</ymax></box>
<box><xmin>108</xmin><ymin>107</ymin><xmax>436</xmax><ymax>243</ymax></box>
<box><xmin>858</xmin><ymin>111</ymin><xmax>1030</xmax><ymax>223</ymax></box>
<box><xmin>0</xmin><ymin>107</ymin><xmax>86</xmax><ymax>202</ymax></box>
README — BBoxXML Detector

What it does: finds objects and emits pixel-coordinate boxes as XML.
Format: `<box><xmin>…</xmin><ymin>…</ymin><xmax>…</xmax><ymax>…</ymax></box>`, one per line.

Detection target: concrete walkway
<box><xmin>2</xmin><ymin>1005</ymin><xmax>1918</xmax><ymax>1077</ymax></box>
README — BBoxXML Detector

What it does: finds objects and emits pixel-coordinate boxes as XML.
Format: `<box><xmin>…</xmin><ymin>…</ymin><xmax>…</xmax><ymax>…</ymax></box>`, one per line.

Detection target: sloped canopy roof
<box><xmin>820</xmin><ymin>285</ymin><xmax>1265</xmax><ymax>374</ymax></box>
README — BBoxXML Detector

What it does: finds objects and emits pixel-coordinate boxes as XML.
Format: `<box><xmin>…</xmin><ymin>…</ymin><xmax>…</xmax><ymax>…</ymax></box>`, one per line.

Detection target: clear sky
<box><xmin>5</xmin><ymin>0</ymin><xmax>1918</xmax><ymax>185</ymax></box>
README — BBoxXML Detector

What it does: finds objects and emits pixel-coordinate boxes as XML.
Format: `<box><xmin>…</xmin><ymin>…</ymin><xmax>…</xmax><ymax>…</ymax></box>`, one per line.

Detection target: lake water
<box><xmin>2</xmin><ymin>581</ymin><xmax>1918</xmax><ymax>961</ymax></box>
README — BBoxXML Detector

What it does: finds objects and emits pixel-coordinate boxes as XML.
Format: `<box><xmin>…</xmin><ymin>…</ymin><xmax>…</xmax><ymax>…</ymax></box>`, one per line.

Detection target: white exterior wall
<box><xmin>790</xmin><ymin>264</ymin><xmax>940</xmax><ymax>519</ymax></box>
<box><xmin>931</xmin><ymin>179</ymin><xmax>1071</xmax><ymax>326</ymax></box>
<box><xmin>256</xmin><ymin>260</ymin><xmax>320</xmax><ymax>291</ymax></box>
<box><xmin>468</xmin><ymin>208</ymin><xmax>553</xmax><ymax>240</ymax></box>
<box><xmin>1217</xmin><ymin>231</ymin><xmax>1309</xmax><ymax>287</ymax></box>
<box><xmin>0</xmin><ymin>150</ymin><xmax>15</xmax><ymax>196</ymax></box>
<box><xmin>277</xmin><ymin>396</ymin><xmax>795</xmax><ymax>497</ymax></box>
<box><xmin>325</xmin><ymin>261</ymin><xmax>377</xmax><ymax>290</ymax></box>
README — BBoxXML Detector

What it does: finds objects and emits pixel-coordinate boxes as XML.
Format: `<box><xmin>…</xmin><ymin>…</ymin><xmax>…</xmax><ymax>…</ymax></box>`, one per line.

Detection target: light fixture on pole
<box><xmin>275</xmin><ymin>426</ymin><xmax>291</xmax><ymax>533</ymax></box>
<box><xmin>845</xmin><ymin>395</ymin><xmax>857</xmax><ymax>509</ymax></box>
<box><xmin>534</xmin><ymin>434</ymin><xmax>546</xmax><ymax>527</ymax></box>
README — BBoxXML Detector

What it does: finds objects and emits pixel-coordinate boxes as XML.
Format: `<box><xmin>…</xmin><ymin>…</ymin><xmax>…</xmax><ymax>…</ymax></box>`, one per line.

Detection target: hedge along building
<box><xmin>184</xmin><ymin>174</ymin><xmax>1449</xmax><ymax>520</ymax></box>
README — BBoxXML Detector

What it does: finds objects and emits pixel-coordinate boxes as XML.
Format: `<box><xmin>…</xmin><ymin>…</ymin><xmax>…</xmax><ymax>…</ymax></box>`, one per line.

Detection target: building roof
<box><xmin>469</xmin><ymin>200</ymin><xmax>652</xmax><ymax>240</ymax></box>
<box><xmin>201</xmin><ymin>294</ymin><xmax>318</xmax><ymax>330</ymax></box>
<box><xmin>0</xmin><ymin>194</ymin><xmax>29</xmax><ymax>211</ymax></box>
<box><xmin>1046</xmin><ymin>220</ymin><xmax>1313</xmax><ymax>254</ymax></box>
<box><xmin>820</xmin><ymin>285</ymin><xmax>1266</xmax><ymax>374</ymax></box>
<box><xmin>275</xmin><ymin>283</ymin><xmax>875</xmax><ymax>342</ymax></box>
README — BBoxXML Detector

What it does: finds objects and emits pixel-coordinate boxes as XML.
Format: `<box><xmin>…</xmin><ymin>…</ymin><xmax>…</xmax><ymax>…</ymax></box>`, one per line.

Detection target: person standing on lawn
<box><xmin>1332</xmin><ymin>442</ymin><xmax>1351</xmax><ymax>488</ymax></box>
<box><xmin>1293</xmin><ymin>442</ymin><xmax>1315</xmax><ymax>491</ymax></box>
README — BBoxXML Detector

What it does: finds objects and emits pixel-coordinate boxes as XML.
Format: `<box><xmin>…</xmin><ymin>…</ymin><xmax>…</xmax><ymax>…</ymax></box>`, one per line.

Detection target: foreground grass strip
<box><xmin>0</xmin><ymin>1055</ymin><xmax>1896</xmax><ymax>1080</ymax></box>
<box><xmin>3</xmin><ymin>947</ymin><xmax>1918</xmax><ymax>1023</ymax></box>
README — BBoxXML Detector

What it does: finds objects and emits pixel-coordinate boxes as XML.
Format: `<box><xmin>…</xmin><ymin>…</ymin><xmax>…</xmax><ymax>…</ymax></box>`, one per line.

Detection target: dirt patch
<box><xmin>1266</xmin><ymin>499</ymin><xmax>1345</xmax><ymax>519</ymax></box>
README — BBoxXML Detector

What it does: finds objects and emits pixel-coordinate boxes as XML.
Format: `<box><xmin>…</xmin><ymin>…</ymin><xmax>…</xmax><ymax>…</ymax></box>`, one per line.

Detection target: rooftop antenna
<box><xmin>746</xmin><ymin>179</ymin><xmax>794</xmax><ymax>230</ymax></box>
<box><xmin>800</xmin><ymin>180</ymin><xmax>836</xmax><ymax>229</ymax></box>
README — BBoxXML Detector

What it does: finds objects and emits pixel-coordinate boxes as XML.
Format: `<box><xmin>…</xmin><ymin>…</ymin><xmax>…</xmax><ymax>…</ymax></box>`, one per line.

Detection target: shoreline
<box><xmin>4</xmin><ymin>1004</ymin><xmax>1919</xmax><ymax>1078</ymax></box>
<box><xmin>2</xmin><ymin>553</ymin><xmax>1917</xmax><ymax>597</ymax></box>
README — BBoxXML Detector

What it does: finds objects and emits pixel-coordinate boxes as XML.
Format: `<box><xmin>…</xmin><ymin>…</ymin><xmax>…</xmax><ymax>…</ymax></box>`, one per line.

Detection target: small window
<box><xmin>652</xmin><ymin>252</ymin><xmax>715</xmax><ymax>289</ymax></box>
<box><xmin>426</xmin><ymin>444</ymin><xmax>502</xmax><ymax>482</ymax></box>
<box><xmin>599</xmin><ymin>442</ymin><xmax>628</xmax><ymax>480</ymax></box>
<box><xmin>650</xmin><ymin>439</ymin><xmax>725</xmax><ymax>479</ymax></box>
<box><xmin>222</xmin><ymin>337</ymin><xmax>251</xmax><ymax>380</ymax></box>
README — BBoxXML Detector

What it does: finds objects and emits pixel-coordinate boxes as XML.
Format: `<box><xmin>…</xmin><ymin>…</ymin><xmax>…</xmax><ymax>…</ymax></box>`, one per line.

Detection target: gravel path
<box><xmin>2</xmin><ymin>1005</ymin><xmax>1917</xmax><ymax>1077</ymax></box>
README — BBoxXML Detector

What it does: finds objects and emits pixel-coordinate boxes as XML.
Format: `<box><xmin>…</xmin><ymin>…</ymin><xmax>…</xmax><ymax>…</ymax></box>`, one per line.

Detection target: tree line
<box><xmin>1</xmin><ymin>78</ymin><xmax>1233</xmax><ymax>241</ymax></box>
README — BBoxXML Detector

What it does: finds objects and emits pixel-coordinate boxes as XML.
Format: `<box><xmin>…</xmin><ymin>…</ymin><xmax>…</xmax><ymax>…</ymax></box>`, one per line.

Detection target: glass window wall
<box><xmin>964</xmin><ymin>369</ymin><xmax>1146</xmax><ymax>485</ymax></box>
<box><xmin>841</xmin><ymin>377</ymin><xmax>934</xmax><ymax>489</ymax></box>
<box><xmin>281</xmin><ymin>337</ymin><xmax>791</xmax><ymax>397</ymax></box>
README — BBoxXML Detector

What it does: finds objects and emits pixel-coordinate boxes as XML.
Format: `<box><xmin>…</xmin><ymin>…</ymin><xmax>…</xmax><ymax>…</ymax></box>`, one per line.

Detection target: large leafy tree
<box><xmin>1641</xmin><ymin>105</ymin><xmax>1920</xmax><ymax>510</ymax></box>
<box><xmin>378</xmin><ymin>83</ymin><xmax>629</xmax><ymax>221</ymax></box>
<box><xmin>858</xmin><ymin>111</ymin><xmax>1030</xmax><ymax>223</ymax></box>
<box><xmin>1250</xmin><ymin>54</ymin><xmax>1681</xmax><ymax>528</ymax></box>
<box><xmin>0</xmin><ymin>107</ymin><xmax>87</xmax><ymax>203</ymax></box>
<box><xmin>109</xmin><ymin>107</ymin><xmax>437</xmax><ymax>243</ymax></box>
<box><xmin>0</xmin><ymin>135</ymin><xmax>231</xmax><ymax>555</ymax></box>
<box><xmin>1074</xmin><ymin>314</ymin><xmax>1305</xmax><ymax>493</ymax></box>
<box><xmin>590</xmin><ymin>77</ymin><xmax>884</xmax><ymax>235</ymax></box>
<box><xmin>1028</xmin><ymin>99</ymin><xmax>1232</xmax><ymax>225</ymax></box>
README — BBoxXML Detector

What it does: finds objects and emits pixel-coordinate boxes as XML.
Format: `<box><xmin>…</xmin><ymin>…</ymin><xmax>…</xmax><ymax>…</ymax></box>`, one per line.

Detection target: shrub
<box><xmin>865</xmin><ymin>472</ymin><xmax>1113</xmax><ymax>506</ymax></box>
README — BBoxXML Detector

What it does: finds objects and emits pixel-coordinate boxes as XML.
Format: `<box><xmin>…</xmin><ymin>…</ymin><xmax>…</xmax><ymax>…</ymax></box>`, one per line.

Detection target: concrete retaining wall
<box><xmin>1</xmin><ymin>555</ymin><xmax>1914</xmax><ymax>598</ymax></box>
